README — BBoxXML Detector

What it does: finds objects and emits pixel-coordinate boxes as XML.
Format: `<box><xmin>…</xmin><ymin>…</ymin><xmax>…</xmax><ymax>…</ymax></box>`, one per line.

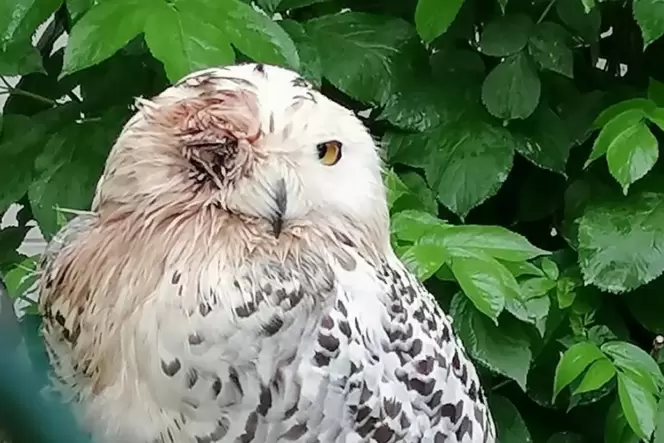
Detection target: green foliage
<box><xmin>3</xmin><ymin>0</ymin><xmax>664</xmax><ymax>441</ymax></box>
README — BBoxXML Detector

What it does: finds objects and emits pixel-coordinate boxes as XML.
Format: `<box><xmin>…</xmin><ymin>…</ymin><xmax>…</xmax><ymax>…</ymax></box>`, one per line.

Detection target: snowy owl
<box><xmin>38</xmin><ymin>63</ymin><xmax>496</xmax><ymax>443</ymax></box>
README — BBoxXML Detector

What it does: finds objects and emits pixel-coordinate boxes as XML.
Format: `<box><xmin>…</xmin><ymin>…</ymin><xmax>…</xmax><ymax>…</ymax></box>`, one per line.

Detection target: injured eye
<box><xmin>316</xmin><ymin>141</ymin><xmax>342</xmax><ymax>166</ymax></box>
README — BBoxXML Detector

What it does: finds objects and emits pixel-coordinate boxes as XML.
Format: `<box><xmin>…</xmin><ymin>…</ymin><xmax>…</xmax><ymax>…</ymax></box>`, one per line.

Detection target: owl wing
<box><xmin>293</xmin><ymin>246</ymin><xmax>497</xmax><ymax>443</ymax></box>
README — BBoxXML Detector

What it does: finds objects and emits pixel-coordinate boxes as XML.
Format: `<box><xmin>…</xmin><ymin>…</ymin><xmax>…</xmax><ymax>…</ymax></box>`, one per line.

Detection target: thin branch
<box><xmin>0</xmin><ymin>77</ymin><xmax>57</xmax><ymax>106</ymax></box>
<box><xmin>537</xmin><ymin>0</ymin><xmax>556</xmax><ymax>23</ymax></box>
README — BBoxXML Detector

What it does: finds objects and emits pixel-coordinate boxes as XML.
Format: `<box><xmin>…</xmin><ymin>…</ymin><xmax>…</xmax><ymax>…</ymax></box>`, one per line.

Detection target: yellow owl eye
<box><xmin>317</xmin><ymin>141</ymin><xmax>342</xmax><ymax>166</ymax></box>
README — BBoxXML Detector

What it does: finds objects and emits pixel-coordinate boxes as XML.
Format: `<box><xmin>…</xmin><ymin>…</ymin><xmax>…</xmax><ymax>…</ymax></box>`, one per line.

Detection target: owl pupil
<box><xmin>316</xmin><ymin>143</ymin><xmax>327</xmax><ymax>159</ymax></box>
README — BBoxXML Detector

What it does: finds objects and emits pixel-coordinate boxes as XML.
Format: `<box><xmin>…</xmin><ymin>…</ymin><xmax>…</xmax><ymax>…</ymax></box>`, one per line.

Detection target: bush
<box><xmin>2</xmin><ymin>0</ymin><xmax>664</xmax><ymax>441</ymax></box>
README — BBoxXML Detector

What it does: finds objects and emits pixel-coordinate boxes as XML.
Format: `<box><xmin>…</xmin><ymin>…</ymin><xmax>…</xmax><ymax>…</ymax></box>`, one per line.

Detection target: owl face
<box><xmin>95</xmin><ymin>63</ymin><xmax>388</xmax><ymax>242</ymax></box>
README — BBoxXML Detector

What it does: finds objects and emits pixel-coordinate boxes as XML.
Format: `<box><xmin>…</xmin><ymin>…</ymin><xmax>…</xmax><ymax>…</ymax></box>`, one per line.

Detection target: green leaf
<box><xmin>378</xmin><ymin>42</ymin><xmax>444</xmax><ymax>132</ymax></box>
<box><xmin>434</xmin><ymin>225</ymin><xmax>549</xmax><ymax>261</ymax></box>
<box><xmin>626</xmin><ymin>279</ymin><xmax>664</xmax><ymax>334</ymax></box>
<box><xmin>555</xmin><ymin>0</ymin><xmax>600</xmax><ymax>42</ymax></box>
<box><xmin>647</xmin><ymin>107</ymin><xmax>664</xmax><ymax>131</ymax></box>
<box><xmin>449</xmin><ymin>250</ymin><xmax>514</xmax><ymax>322</ymax></box>
<box><xmin>482</xmin><ymin>52</ymin><xmax>541</xmax><ymax>120</ymax></box>
<box><xmin>0</xmin><ymin>0</ymin><xmax>63</xmax><ymax>46</ymax></box>
<box><xmin>606</xmin><ymin>398</ymin><xmax>641</xmax><ymax>443</ymax></box>
<box><xmin>506</xmin><ymin>277</ymin><xmax>553</xmax><ymax>334</ymax></box>
<box><xmin>385</xmin><ymin>118</ymin><xmax>516</xmax><ymax>219</ymax></box>
<box><xmin>602</xmin><ymin>341</ymin><xmax>664</xmax><ymax>394</ymax></box>
<box><xmin>573</xmin><ymin>357</ymin><xmax>616</xmax><ymax>394</ymax></box>
<box><xmin>0</xmin><ymin>226</ymin><xmax>29</xmax><ymax>272</ymax></box>
<box><xmin>392</xmin><ymin>172</ymin><xmax>439</xmax><ymax>215</ymax></box>
<box><xmin>384</xmin><ymin>170</ymin><xmax>410</xmax><ymax>211</ymax></box>
<box><xmin>399</xmin><ymin>242</ymin><xmax>448</xmax><ymax>281</ymax></box>
<box><xmin>304</xmin><ymin>12</ymin><xmax>415</xmax><ymax>105</ymax></box>
<box><xmin>633</xmin><ymin>0</ymin><xmax>664</xmax><ymax>48</ymax></box>
<box><xmin>451</xmin><ymin>294</ymin><xmax>532</xmax><ymax>389</ymax></box>
<box><xmin>491</xmin><ymin>395</ymin><xmax>533</xmax><ymax>443</ymax></box>
<box><xmin>585</xmin><ymin>109</ymin><xmax>646</xmax><ymax>167</ymax></box>
<box><xmin>547</xmin><ymin>432</ymin><xmax>585</xmax><ymax>443</ymax></box>
<box><xmin>606</xmin><ymin>122</ymin><xmax>658</xmax><ymax>194</ymax></box>
<box><xmin>594</xmin><ymin>98</ymin><xmax>655</xmax><ymax>128</ymax></box>
<box><xmin>512</xmin><ymin>103</ymin><xmax>573</xmax><ymax>174</ymax></box>
<box><xmin>61</xmin><ymin>0</ymin><xmax>148</xmax><ymax>76</ymax></box>
<box><xmin>0</xmin><ymin>39</ymin><xmax>43</xmax><ymax>75</ymax></box>
<box><xmin>649</xmin><ymin>78</ymin><xmax>664</xmax><ymax>106</ymax></box>
<box><xmin>212</xmin><ymin>0</ymin><xmax>299</xmax><ymax>69</ymax></box>
<box><xmin>29</xmin><ymin>109</ymin><xmax>126</xmax><ymax>239</ymax></box>
<box><xmin>143</xmin><ymin>1</ymin><xmax>234</xmax><ymax>82</ymax></box>
<box><xmin>390</xmin><ymin>210</ymin><xmax>446</xmax><ymax>242</ymax></box>
<box><xmin>578</xmin><ymin>191</ymin><xmax>664</xmax><ymax>292</ymax></box>
<box><xmin>479</xmin><ymin>14</ymin><xmax>533</xmax><ymax>57</ymax></box>
<box><xmin>255</xmin><ymin>0</ymin><xmax>282</xmax><ymax>14</ymax></box>
<box><xmin>527</xmin><ymin>22</ymin><xmax>573</xmax><ymax>78</ymax></box>
<box><xmin>617</xmin><ymin>371</ymin><xmax>657</xmax><ymax>440</ymax></box>
<box><xmin>654</xmin><ymin>397</ymin><xmax>664</xmax><ymax>443</ymax></box>
<box><xmin>553</xmin><ymin>341</ymin><xmax>605</xmax><ymax>400</ymax></box>
<box><xmin>280</xmin><ymin>20</ymin><xmax>322</xmax><ymax>87</ymax></box>
<box><xmin>414</xmin><ymin>0</ymin><xmax>465</xmax><ymax>43</ymax></box>
<box><xmin>276</xmin><ymin>0</ymin><xmax>327</xmax><ymax>11</ymax></box>
<box><xmin>0</xmin><ymin>109</ymin><xmax>72</xmax><ymax>216</ymax></box>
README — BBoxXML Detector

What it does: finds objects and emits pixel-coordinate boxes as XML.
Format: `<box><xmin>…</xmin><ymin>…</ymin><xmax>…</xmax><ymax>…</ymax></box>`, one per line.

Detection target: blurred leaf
<box><xmin>304</xmin><ymin>12</ymin><xmax>415</xmax><ymax>105</ymax></box>
<box><xmin>617</xmin><ymin>371</ymin><xmax>657</xmax><ymax>440</ymax></box>
<box><xmin>527</xmin><ymin>22</ymin><xmax>573</xmax><ymax>78</ymax></box>
<box><xmin>578</xmin><ymin>191</ymin><xmax>664</xmax><ymax>293</ymax></box>
<box><xmin>553</xmin><ymin>341</ymin><xmax>605</xmax><ymax>400</ymax></box>
<box><xmin>482</xmin><ymin>52</ymin><xmax>541</xmax><ymax>120</ymax></box>
<box><xmin>414</xmin><ymin>0</ymin><xmax>465</xmax><ymax>43</ymax></box>
<box><xmin>451</xmin><ymin>293</ymin><xmax>532</xmax><ymax>390</ymax></box>
<box><xmin>491</xmin><ymin>395</ymin><xmax>533</xmax><ymax>443</ymax></box>
<box><xmin>633</xmin><ymin>0</ymin><xmax>664</xmax><ymax>48</ymax></box>
<box><xmin>479</xmin><ymin>14</ymin><xmax>533</xmax><ymax>57</ymax></box>
<box><xmin>602</xmin><ymin>341</ymin><xmax>664</xmax><ymax>394</ymax></box>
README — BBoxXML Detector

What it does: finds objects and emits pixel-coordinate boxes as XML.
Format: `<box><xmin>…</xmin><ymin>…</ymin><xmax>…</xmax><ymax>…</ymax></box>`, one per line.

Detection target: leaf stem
<box><xmin>492</xmin><ymin>379</ymin><xmax>512</xmax><ymax>391</ymax></box>
<box><xmin>0</xmin><ymin>77</ymin><xmax>57</xmax><ymax>106</ymax></box>
<box><xmin>537</xmin><ymin>0</ymin><xmax>556</xmax><ymax>23</ymax></box>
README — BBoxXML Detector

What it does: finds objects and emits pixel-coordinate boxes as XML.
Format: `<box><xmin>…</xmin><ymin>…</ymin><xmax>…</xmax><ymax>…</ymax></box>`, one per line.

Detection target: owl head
<box><xmin>93</xmin><ymin>63</ymin><xmax>389</xmax><ymax>249</ymax></box>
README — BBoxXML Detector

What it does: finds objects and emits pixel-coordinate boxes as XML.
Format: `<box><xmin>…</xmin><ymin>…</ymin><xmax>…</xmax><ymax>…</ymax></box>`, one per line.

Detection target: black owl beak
<box><xmin>271</xmin><ymin>178</ymin><xmax>287</xmax><ymax>238</ymax></box>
